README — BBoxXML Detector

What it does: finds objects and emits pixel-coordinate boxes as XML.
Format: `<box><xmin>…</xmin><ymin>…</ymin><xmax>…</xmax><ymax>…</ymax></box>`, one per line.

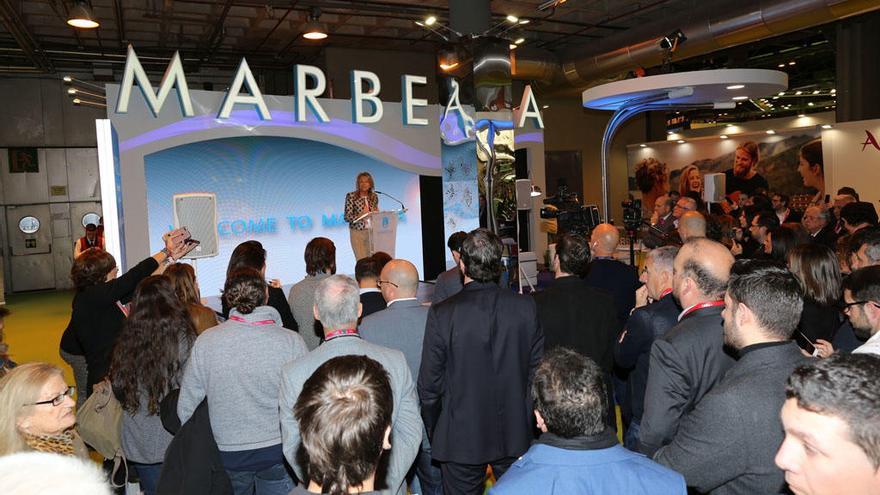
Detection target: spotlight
<box><xmin>514</xmin><ymin>37</ymin><xmax>525</xmax><ymax>45</ymax></box>
<box><xmin>795</xmin><ymin>91</ymin><xmax>802</xmax><ymax>95</ymax></box>
<box><xmin>303</xmin><ymin>7</ymin><xmax>327</xmax><ymax>40</ymax></box>
<box><xmin>659</xmin><ymin>29</ymin><xmax>686</xmax><ymax>52</ymax></box>
<box><xmin>639</xmin><ymin>144</ymin><xmax>647</xmax><ymax>147</ymax></box>
<box><xmin>509</xmin><ymin>44</ymin><xmax>517</xmax><ymax>50</ymax></box>
<box><xmin>518</xmin><ymin>19</ymin><xmax>530</xmax><ymax>24</ymax></box>
<box><xmin>821</xmin><ymin>124</ymin><xmax>832</xmax><ymax>129</ymax></box>
<box><xmin>677</xmin><ymin>139</ymin><xmax>686</xmax><ymax>144</ymax></box>
<box><xmin>778</xmin><ymin>92</ymin><xmax>785</xmax><ymax>96</ymax></box>
<box><xmin>424</xmin><ymin>16</ymin><xmax>437</xmax><ymax>26</ymax></box>
<box><xmin>732</xmin><ymin>96</ymin><xmax>748</xmax><ymax>101</ymax></box>
<box><xmin>438</xmin><ymin>47</ymin><xmax>460</xmax><ymax>71</ymax></box>
<box><xmin>726</xmin><ymin>85</ymin><xmax>745</xmax><ymax>90</ymax></box>
<box><xmin>720</xmin><ymin>135</ymin><xmax>729</xmax><ymax>139</ymax></box>
<box><xmin>67</xmin><ymin>1</ymin><xmax>99</xmax><ymax>29</ymax></box>
<box><xmin>766</xmin><ymin>130</ymin><xmax>775</xmax><ymax>134</ymax></box>
<box><xmin>506</xmin><ymin>15</ymin><xmax>519</xmax><ymax>23</ymax></box>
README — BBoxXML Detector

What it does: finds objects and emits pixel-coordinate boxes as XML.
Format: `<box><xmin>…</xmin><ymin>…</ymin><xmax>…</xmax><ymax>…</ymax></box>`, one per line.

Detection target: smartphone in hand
<box><xmin>795</xmin><ymin>331</ymin><xmax>818</xmax><ymax>357</ymax></box>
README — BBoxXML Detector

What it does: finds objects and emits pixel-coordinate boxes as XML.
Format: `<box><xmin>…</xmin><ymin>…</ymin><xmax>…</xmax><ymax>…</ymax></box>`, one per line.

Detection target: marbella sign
<box><xmin>114</xmin><ymin>46</ymin><xmax>545</xmax><ymax>130</ymax></box>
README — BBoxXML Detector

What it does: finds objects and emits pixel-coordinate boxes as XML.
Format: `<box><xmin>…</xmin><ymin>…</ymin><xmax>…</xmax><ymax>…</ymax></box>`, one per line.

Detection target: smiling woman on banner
<box><xmin>344</xmin><ymin>172</ymin><xmax>379</xmax><ymax>260</ymax></box>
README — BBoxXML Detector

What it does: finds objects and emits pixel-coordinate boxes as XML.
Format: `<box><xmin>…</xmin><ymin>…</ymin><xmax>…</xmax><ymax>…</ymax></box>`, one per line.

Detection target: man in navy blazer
<box><xmin>432</xmin><ymin>231</ymin><xmax>467</xmax><ymax>305</ymax></box>
<box><xmin>615</xmin><ymin>245</ymin><xmax>680</xmax><ymax>449</ymax></box>
<box><xmin>419</xmin><ymin>229</ymin><xmax>544</xmax><ymax>495</ymax></box>
<box><xmin>584</xmin><ymin>223</ymin><xmax>640</xmax><ymax>328</ymax></box>
<box><xmin>656</xmin><ymin>261</ymin><xmax>809</xmax><ymax>494</ymax></box>
<box><xmin>360</xmin><ymin>259</ymin><xmax>440</xmax><ymax>495</ymax></box>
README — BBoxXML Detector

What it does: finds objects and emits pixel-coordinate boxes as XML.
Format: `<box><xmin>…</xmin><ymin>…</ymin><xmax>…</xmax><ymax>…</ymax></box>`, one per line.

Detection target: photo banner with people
<box><xmin>627</xmin><ymin>128</ymin><xmax>824</xmax><ymax>217</ymax></box>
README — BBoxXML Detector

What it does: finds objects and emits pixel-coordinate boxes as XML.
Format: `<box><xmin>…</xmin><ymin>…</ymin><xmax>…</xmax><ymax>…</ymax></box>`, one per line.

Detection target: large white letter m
<box><xmin>116</xmin><ymin>45</ymin><xmax>194</xmax><ymax>117</ymax></box>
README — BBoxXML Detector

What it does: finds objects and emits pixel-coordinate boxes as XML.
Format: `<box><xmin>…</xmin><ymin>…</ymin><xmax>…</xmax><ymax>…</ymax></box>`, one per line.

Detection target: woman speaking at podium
<box><xmin>344</xmin><ymin>171</ymin><xmax>379</xmax><ymax>260</ymax></box>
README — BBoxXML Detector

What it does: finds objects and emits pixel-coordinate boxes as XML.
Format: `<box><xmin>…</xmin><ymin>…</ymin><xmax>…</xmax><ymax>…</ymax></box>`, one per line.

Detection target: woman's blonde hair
<box><xmin>0</xmin><ymin>363</ymin><xmax>65</xmax><ymax>455</ymax></box>
<box><xmin>354</xmin><ymin>172</ymin><xmax>374</xmax><ymax>192</ymax></box>
<box><xmin>678</xmin><ymin>165</ymin><xmax>704</xmax><ymax>197</ymax></box>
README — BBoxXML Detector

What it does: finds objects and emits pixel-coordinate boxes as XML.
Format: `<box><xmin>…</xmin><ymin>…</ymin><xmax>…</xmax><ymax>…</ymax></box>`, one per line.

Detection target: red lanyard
<box><xmin>324</xmin><ymin>328</ymin><xmax>359</xmax><ymax>341</ymax></box>
<box><xmin>229</xmin><ymin>315</ymin><xmax>275</xmax><ymax>326</ymax></box>
<box><xmin>681</xmin><ymin>300</ymin><xmax>725</xmax><ymax>319</ymax></box>
<box><xmin>659</xmin><ymin>288</ymin><xmax>673</xmax><ymax>298</ymax></box>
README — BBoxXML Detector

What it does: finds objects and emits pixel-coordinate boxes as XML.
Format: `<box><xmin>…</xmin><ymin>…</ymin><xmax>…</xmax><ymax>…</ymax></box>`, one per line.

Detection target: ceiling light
<box><xmin>720</xmin><ymin>135</ymin><xmax>729</xmax><ymax>139</ymax></box>
<box><xmin>67</xmin><ymin>1</ymin><xmax>99</xmax><ymax>29</ymax></box>
<box><xmin>789</xmin><ymin>61</ymin><xmax>796</xmax><ymax>65</ymax></box>
<box><xmin>831</xmin><ymin>88</ymin><xmax>836</xmax><ymax>93</ymax></box>
<box><xmin>424</xmin><ymin>16</ymin><xmax>437</xmax><ymax>26</ymax></box>
<box><xmin>677</xmin><ymin>140</ymin><xmax>686</xmax><ymax>144</ymax></box>
<box><xmin>812</xmin><ymin>90</ymin><xmax>820</xmax><ymax>94</ymax></box>
<box><xmin>303</xmin><ymin>7</ymin><xmax>328</xmax><ymax>40</ymax></box>
<box><xmin>519</xmin><ymin>19</ymin><xmax>530</xmax><ymax>24</ymax></box>
<box><xmin>542</xmin><ymin>105</ymin><xmax>549</xmax><ymax>109</ymax></box>
<box><xmin>766</xmin><ymin>130</ymin><xmax>775</xmax><ymax>134</ymax></box>
<box><xmin>808</xmin><ymin>102</ymin><xmax>814</xmax><ymax>106</ymax></box>
<box><xmin>667</xmin><ymin>130</ymin><xmax>674</xmax><ymax>135</ymax></box>
<box><xmin>726</xmin><ymin>124</ymin><xmax>735</xmax><ymax>128</ymax></box>
<box><xmin>795</xmin><ymin>91</ymin><xmax>802</xmax><ymax>95</ymax></box>
<box><xmin>509</xmin><ymin>44</ymin><xmax>517</xmax><ymax>50</ymax></box>
<box><xmin>639</xmin><ymin>144</ymin><xmax>647</xmax><ymax>147</ymax></box>
<box><xmin>772</xmin><ymin>96</ymin><xmax>779</xmax><ymax>100</ymax></box>
<box><xmin>778</xmin><ymin>92</ymin><xmax>785</xmax><ymax>96</ymax></box>
<box><xmin>798</xmin><ymin>114</ymin><xmax>806</xmax><ymax>118</ymax></box>
<box><xmin>514</xmin><ymin>37</ymin><xmax>525</xmax><ymax>45</ymax></box>
<box><xmin>821</xmin><ymin>124</ymin><xmax>832</xmax><ymax>129</ymax></box>
<box><xmin>506</xmin><ymin>15</ymin><xmax>519</xmax><ymax>23</ymax></box>
<box><xmin>732</xmin><ymin>96</ymin><xmax>748</xmax><ymax>101</ymax></box>
<box><xmin>726</xmin><ymin>84</ymin><xmax>745</xmax><ymax>90</ymax></box>
<box><xmin>778</xmin><ymin>64</ymin><xmax>785</xmax><ymax>68</ymax></box>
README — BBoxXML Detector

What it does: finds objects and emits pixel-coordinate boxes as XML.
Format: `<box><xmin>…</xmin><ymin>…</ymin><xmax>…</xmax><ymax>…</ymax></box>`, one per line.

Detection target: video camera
<box><xmin>621</xmin><ymin>196</ymin><xmax>643</xmax><ymax>232</ymax></box>
<box><xmin>539</xmin><ymin>185</ymin><xmax>601</xmax><ymax>235</ymax></box>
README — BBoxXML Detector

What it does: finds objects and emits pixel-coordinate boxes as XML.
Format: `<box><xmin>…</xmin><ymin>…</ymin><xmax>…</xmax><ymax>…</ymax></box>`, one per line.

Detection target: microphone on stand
<box><xmin>374</xmin><ymin>190</ymin><xmax>407</xmax><ymax>212</ymax></box>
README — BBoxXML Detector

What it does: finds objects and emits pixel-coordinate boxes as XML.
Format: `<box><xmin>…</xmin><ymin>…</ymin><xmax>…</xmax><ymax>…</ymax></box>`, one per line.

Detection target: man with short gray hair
<box><xmin>279</xmin><ymin>275</ymin><xmax>423</xmax><ymax>495</ymax></box>
<box><xmin>802</xmin><ymin>205</ymin><xmax>837</xmax><ymax>249</ymax></box>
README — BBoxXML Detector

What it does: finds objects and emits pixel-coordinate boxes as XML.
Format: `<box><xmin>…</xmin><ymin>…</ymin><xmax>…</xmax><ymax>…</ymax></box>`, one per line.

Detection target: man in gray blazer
<box><xmin>655</xmin><ymin>261</ymin><xmax>810</xmax><ymax>494</ymax></box>
<box><xmin>361</xmin><ymin>259</ymin><xmax>440</xmax><ymax>495</ymax></box>
<box><xmin>432</xmin><ymin>231</ymin><xmax>466</xmax><ymax>305</ymax></box>
<box><xmin>279</xmin><ymin>275</ymin><xmax>423</xmax><ymax>495</ymax></box>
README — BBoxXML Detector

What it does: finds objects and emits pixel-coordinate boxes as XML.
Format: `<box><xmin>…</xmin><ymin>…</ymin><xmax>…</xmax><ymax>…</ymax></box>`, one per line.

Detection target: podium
<box><xmin>356</xmin><ymin>210</ymin><xmax>400</xmax><ymax>257</ymax></box>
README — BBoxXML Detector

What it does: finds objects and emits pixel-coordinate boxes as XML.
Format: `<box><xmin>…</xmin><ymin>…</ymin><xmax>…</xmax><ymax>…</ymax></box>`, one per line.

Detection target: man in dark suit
<box><xmin>356</xmin><ymin>256</ymin><xmax>387</xmax><ymax>319</ymax></box>
<box><xmin>772</xmin><ymin>193</ymin><xmax>802</xmax><ymax>224</ymax></box>
<box><xmin>656</xmin><ymin>261</ymin><xmax>809</xmax><ymax>494</ymax></box>
<box><xmin>643</xmin><ymin>195</ymin><xmax>677</xmax><ymax>248</ymax></box>
<box><xmin>615</xmin><ymin>246</ymin><xmax>680</xmax><ymax>450</ymax></box>
<box><xmin>360</xmin><ymin>259</ymin><xmax>440</xmax><ymax>495</ymax></box>
<box><xmin>532</xmin><ymin>232</ymin><xmax>619</xmax><ymax>424</ymax></box>
<box><xmin>585</xmin><ymin>223</ymin><xmax>640</xmax><ymax>328</ymax></box>
<box><xmin>432</xmin><ymin>231</ymin><xmax>467</xmax><ymax>305</ymax></box>
<box><xmin>419</xmin><ymin>229</ymin><xmax>544</xmax><ymax>495</ymax></box>
<box><xmin>639</xmin><ymin>238</ymin><xmax>736</xmax><ymax>457</ymax></box>
<box><xmin>802</xmin><ymin>205</ymin><xmax>838</xmax><ymax>249</ymax></box>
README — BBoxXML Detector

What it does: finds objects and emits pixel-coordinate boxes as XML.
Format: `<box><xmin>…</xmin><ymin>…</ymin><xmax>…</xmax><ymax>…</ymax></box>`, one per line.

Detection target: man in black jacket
<box><xmin>418</xmin><ymin>229</ymin><xmax>544</xmax><ymax>495</ymax></box>
<box><xmin>532</xmin><ymin>232</ymin><xmax>618</xmax><ymax>424</ymax></box>
<box><xmin>615</xmin><ymin>246</ymin><xmax>680</xmax><ymax>449</ymax></box>
<box><xmin>585</xmin><ymin>223</ymin><xmax>640</xmax><ymax>328</ymax></box>
<box><xmin>639</xmin><ymin>238</ymin><xmax>736</xmax><ymax>457</ymax></box>
<box><xmin>655</xmin><ymin>261</ymin><xmax>809</xmax><ymax>494</ymax></box>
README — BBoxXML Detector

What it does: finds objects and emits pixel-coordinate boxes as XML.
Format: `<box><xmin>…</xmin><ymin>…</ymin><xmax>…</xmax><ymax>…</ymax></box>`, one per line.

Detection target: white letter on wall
<box><xmin>442</xmin><ymin>79</ymin><xmax>475</xmax><ymax>137</ymax></box>
<box><xmin>514</xmin><ymin>85</ymin><xmax>544</xmax><ymax>129</ymax></box>
<box><xmin>350</xmin><ymin>70</ymin><xmax>383</xmax><ymax>124</ymax></box>
<box><xmin>401</xmin><ymin>74</ymin><xmax>428</xmax><ymax>126</ymax></box>
<box><xmin>116</xmin><ymin>46</ymin><xmax>193</xmax><ymax>117</ymax></box>
<box><xmin>294</xmin><ymin>65</ymin><xmax>330</xmax><ymax>123</ymax></box>
<box><xmin>218</xmin><ymin>58</ymin><xmax>272</xmax><ymax>120</ymax></box>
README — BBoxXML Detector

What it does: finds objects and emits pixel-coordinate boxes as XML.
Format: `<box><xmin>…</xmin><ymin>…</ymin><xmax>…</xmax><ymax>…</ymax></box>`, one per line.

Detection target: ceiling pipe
<box><xmin>512</xmin><ymin>0</ymin><xmax>880</xmax><ymax>90</ymax></box>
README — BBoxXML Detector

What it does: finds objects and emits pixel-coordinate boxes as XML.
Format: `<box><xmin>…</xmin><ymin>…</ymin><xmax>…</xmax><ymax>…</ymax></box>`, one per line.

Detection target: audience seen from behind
<box><xmin>291</xmin><ymin>355</ymin><xmax>394</xmax><ymax>495</ymax></box>
<box><xmin>776</xmin><ymin>353</ymin><xmax>880</xmax><ymax>495</ymax></box>
<box><xmin>677</xmin><ymin>210</ymin><xmax>707</xmax><ymax>243</ymax></box>
<box><xmin>356</xmin><ymin>256</ymin><xmax>387</xmax><ymax>320</ymax></box>
<box><xmin>848</xmin><ymin>226</ymin><xmax>880</xmax><ymax>271</ymax></box>
<box><xmin>490</xmin><ymin>348</ymin><xmax>686</xmax><ymax>495</ymax></box>
<box><xmin>0</xmin><ymin>363</ymin><xmax>83</xmax><ymax>457</ymax></box>
<box><xmin>419</xmin><ymin>228</ymin><xmax>544</xmax><ymax>494</ymax></box>
<box><xmin>585</xmin><ymin>223</ymin><xmax>640</xmax><ymax>327</ymax></box>
<box><xmin>280</xmin><ymin>274</ymin><xmax>422</xmax><ymax>495</ymax></box>
<box><xmin>223</xmin><ymin>240</ymin><xmax>297</xmax><ymax>332</ymax></box>
<box><xmin>532</xmin><ymin>232</ymin><xmax>618</xmax><ymax>425</ymax></box>
<box><xmin>786</xmin><ymin>244</ymin><xmax>843</xmax><ymax>354</ymax></box>
<box><xmin>360</xmin><ymin>259</ymin><xmax>440</xmax><ymax>495</ymax></box>
<box><xmin>164</xmin><ymin>262</ymin><xmax>218</xmax><ymax>334</ymax></box>
<box><xmin>432</xmin><ymin>231</ymin><xmax>467</xmax><ymax>304</ymax></box>
<box><xmin>0</xmin><ymin>452</ymin><xmax>111</xmax><ymax>495</ymax></box>
<box><xmin>639</xmin><ymin>238</ymin><xmax>736</xmax><ymax>456</ymax></box>
<box><xmin>109</xmin><ymin>276</ymin><xmax>196</xmax><ymax>495</ymax></box>
<box><xmin>655</xmin><ymin>260</ymin><xmax>808</xmax><ymax>494</ymax></box>
<box><xmin>60</xmin><ymin>228</ymin><xmax>189</xmax><ymax>398</ymax></box>
<box><xmin>288</xmin><ymin>237</ymin><xmax>337</xmax><ymax>350</ymax></box>
<box><xmin>615</xmin><ymin>246</ymin><xmax>681</xmax><ymax>450</ymax></box>
<box><xmin>178</xmin><ymin>268</ymin><xmax>308</xmax><ymax>495</ymax></box>
<box><xmin>840</xmin><ymin>201</ymin><xmax>879</xmax><ymax>235</ymax></box>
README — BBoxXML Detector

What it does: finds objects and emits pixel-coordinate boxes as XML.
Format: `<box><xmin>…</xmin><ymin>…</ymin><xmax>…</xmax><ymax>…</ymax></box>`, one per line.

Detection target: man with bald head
<box><xmin>360</xmin><ymin>260</ymin><xmax>440</xmax><ymax>494</ymax></box>
<box><xmin>677</xmin><ymin>211</ymin><xmax>706</xmax><ymax>243</ymax></box>
<box><xmin>585</xmin><ymin>224</ymin><xmax>640</xmax><ymax>328</ymax></box>
<box><xmin>639</xmin><ymin>238</ymin><xmax>736</xmax><ymax>457</ymax></box>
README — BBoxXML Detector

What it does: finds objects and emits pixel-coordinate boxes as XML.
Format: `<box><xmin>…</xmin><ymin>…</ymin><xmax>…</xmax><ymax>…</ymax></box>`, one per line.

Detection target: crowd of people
<box><xmin>0</xmin><ymin>182</ymin><xmax>879</xmax><ymax>495</ymax></box>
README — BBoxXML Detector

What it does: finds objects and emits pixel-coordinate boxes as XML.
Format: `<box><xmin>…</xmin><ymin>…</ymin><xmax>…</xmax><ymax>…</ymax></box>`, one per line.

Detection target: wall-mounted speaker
<box><xmin>703</xmin><ymin>173</ymin><xmax>726</xmax><ymax>204</ymax></box>
<box><xmin>172</xmin><ymin>193</ymin><xmax>218</xmax><ymax>259</ymax></box>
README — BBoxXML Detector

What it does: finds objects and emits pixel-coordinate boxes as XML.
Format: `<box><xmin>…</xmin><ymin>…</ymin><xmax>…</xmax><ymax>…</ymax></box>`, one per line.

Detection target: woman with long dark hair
<box><xmin>165</xmin><ymin>263</ymin><xmax>218</xmax><ymax>334</ymax></box>
<box><xmin>60</xmin><ymin>228</ymin><xmax>188</xmax><ymax>398</ymax></box>
<box><xmin>787</xmin><ymin>244</ymin><xmax>843</xmax><ymax>350</ymax></box>
<box><xmin>110</xmin><ymin>276</ymin><xmax>196</xmax><ymax>495</ymax></box>
<box><xmin>222</xmin><ymin>240</ymin><xmax>297</xmax><ymax>332</ymax></box>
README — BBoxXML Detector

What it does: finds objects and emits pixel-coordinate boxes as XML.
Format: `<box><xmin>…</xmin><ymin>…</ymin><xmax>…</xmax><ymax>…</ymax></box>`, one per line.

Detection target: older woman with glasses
<box><xmin>0</xmin><ymin>362</ymin><xmax>86</xmax><ymax>457</ymax></box>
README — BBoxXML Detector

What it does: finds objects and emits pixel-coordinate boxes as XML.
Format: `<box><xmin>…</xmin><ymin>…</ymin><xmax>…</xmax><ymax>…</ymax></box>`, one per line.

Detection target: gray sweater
<box><xmin>288</xmin><ymin>272</ymin><xmax>331</xmax><ymax>351</ymax></box>
<box><xmin>177</xmin><ymin>306</ymin><xmax>308</xmax><ymax>452</ymax></box>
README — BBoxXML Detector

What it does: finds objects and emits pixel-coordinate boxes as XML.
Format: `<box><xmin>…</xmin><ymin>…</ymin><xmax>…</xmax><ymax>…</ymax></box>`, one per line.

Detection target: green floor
<box><xmin>4</xmin><ymin>289</ymin><xmax>76</xmax><ymax>383</ymax></box>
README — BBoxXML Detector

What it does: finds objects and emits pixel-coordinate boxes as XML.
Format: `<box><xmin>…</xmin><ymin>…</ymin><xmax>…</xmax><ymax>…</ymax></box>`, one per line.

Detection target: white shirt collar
<box><xmin>359</xmin><ymin>287</ymin><xmax>381</xmax><ymax>294</ymax></box>
<box><xmin>388</xmin><ymin>297</ymin><xmax>418</xmax><ymax>306</ymax></box>
<box><xmin>853</xmin><ymin>331</ymin><xmax>880</xmax><ymax>356</ymax></box>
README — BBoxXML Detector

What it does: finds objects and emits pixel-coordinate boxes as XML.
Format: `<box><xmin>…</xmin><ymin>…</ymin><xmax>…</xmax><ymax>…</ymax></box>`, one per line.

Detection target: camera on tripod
<box><xmin>621</xmin><ymin>196</ymin><xmax>643</xmax><ymax>232</ymax></box>
<box><xmin>539</xmin><ymin>185</ymin><xmax>601</xmax><ymax>236</ymax></box>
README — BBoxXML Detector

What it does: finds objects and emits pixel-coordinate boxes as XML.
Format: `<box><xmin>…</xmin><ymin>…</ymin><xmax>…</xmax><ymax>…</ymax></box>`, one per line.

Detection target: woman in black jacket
<box><xmin>788</xmin><ymin>243</ymin><xmax>843</xmax><ymax>351</ymax></box>
<box><xmin>220</xmin><ymin>240</ymin><xmax>298</xmax><ymax>332</ymax></box>
<box><xmin>59</xmin><ymin>229</ymin><xmax>188</xmax><ymax>396</ymax></box>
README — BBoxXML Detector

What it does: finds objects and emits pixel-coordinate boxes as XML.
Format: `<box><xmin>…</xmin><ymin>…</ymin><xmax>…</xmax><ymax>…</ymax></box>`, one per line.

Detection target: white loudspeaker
<box><xmin>516</xmin><ymin>179</ymin><xmax>532</xmax><ymax>210</ymax></box>
<box><xmin>703</xmin><ymin>173</ymin><xmax>726</xmax><ymax>204</ymax></box>
<box><xmin>173</xmin><ymin>193</ymin><xmax>219</xmax><ymax>259</ymax></box>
